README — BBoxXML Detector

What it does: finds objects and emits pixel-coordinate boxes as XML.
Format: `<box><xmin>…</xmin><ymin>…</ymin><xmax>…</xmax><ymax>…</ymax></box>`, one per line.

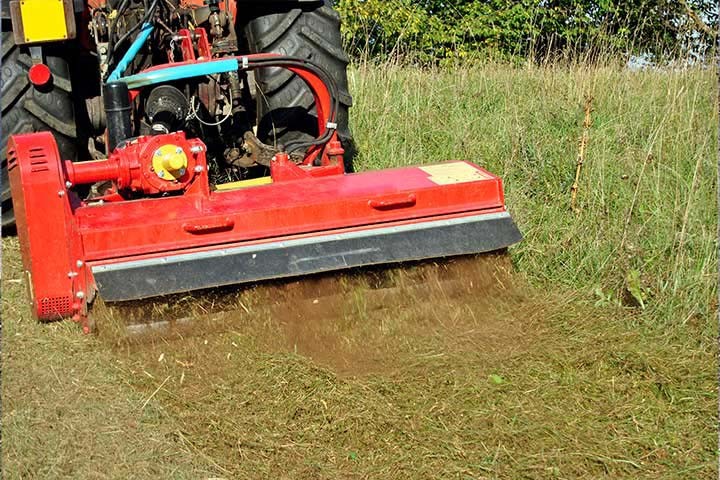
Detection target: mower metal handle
<box><xmin>183</xmin><ymin>217</ymin><xmax>235</xmax><ymax>234</ymax></box>
<box><xmin>368</xmin><ymin>194</ymin><xmax>417</xmax><ymax>210</ymax></box>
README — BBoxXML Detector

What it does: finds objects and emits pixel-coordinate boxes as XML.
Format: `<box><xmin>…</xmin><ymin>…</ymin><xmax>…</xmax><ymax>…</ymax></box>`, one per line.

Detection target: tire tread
<box><xmin>244</xmin><ymin>1</ymin><xmax>355</xmax><ymax>171</ymax></box>
<box><xmin>1</xmin><ymin>31</ymin><xmax>77</xmax><ymax>228</ymax></box>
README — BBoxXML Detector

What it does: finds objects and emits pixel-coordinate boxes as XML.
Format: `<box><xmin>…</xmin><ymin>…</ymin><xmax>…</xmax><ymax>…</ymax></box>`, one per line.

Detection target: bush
<box><xmin>335</xmin><ymin>0</ymin><xmax>719</xmax><ymax>64</ymax></box>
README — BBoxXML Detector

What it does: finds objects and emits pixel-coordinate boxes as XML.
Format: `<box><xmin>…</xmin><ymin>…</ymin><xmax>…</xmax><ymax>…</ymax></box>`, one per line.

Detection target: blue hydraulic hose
<box><xmin>107</xmin><ymin>23</ymin><xmax>155</xmax><ymax>82</ymax></box>
<box><xmin>119</xmin><ymin>58</ymin><xmax>241</xmax><ymax>89</ymax></box>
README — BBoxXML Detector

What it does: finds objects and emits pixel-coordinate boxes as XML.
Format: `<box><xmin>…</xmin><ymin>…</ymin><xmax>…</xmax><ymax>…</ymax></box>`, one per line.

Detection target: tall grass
<box><xmin>349</xmin><ymin>61</ymin><xmax>717</xmax><ymax>330</ymax></box>
<box><xmin>2</xmin><ymin>62</ymin><xmax>717</xmax><ymax>479</ymax></box>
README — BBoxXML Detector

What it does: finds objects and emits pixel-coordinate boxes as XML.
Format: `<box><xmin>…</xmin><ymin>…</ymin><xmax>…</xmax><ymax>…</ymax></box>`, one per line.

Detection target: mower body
<box><xmin>5</xmin><ymin>0</ymin><xmax>522</xmax><ymax>332</ymax></box>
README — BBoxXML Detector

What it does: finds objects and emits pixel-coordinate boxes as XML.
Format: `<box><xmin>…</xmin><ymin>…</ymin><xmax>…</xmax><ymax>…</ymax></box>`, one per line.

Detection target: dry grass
<box><xmin>2</xmin><ymin>63</ymin><xmax>717</xmax><ymax>478</ymax></box>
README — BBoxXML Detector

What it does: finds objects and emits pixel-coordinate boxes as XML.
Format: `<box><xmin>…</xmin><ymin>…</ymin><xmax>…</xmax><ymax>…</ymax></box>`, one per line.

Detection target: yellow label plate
<box><xmin>20</xmin><ymin>0</ymin><xmax>68</xmax><ymax>43</ymax></box>
<box><xmin>420</xmin><ymin>162</ymin><xmax>491</xmax><ymax>185</ymax></box>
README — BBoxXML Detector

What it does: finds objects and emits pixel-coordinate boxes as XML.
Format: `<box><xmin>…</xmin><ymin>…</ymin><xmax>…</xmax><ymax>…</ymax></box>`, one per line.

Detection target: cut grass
<box><xmin>2</xmin><ymin>63</ymin><xmax>717</xmax><ymax>478</ymax></box>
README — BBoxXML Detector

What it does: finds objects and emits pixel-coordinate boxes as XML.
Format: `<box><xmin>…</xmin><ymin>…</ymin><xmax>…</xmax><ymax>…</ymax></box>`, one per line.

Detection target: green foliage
<box><xmin>335</xmin><ymin>0</ymin><xmax>718</xmax><ymax>62</ymax></box>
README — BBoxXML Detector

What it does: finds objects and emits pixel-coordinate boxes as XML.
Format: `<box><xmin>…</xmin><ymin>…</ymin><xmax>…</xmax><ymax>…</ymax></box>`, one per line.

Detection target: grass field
<box><xmin>2</xmin><ymin>63</ymin><xmax>717</xmax><ymax>478</ymax></box>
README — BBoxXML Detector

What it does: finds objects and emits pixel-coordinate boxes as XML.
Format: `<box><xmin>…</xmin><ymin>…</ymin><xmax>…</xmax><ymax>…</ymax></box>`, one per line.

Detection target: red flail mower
<box><xmin>7</xmin><ymin>11</ymin><xmax>521</xmax><ymax>333</ymax></box>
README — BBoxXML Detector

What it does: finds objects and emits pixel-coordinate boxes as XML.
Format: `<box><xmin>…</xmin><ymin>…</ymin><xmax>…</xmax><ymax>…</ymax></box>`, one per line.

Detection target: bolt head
<box><xmin>176</xmin><ymin>147</ymin><xmax>183</xmax><ymax>154</ymax></box>
<box><xmin>65</xmin><ymin>181</ymin><xmax>73</xmax><ymax>188</ymax></box>
<box><xmin>194</xmin><ymin>165</ymin><xmax>204</xmax><ymax>173</ymax></box>
<box><xmin>58</xmin><ymin>190</ymin><xmax>65</xmax><ymax>197</ymax></box>
<box><xmin>155</xmin><ymin>150</ymin><xmax>163</xmax><ymax>157</ymax></box>
<box><xmin>158</xmin><ymin>170</ymin><xmax>165</xmax><ymax>178</ymax></box>
<box><xmin>76</xmin><ymin>260</ymin><xmax>84</xmax><ymax>268</ymax></box>
<box><xmin>76</xmin><ymin>291</ymin><xmax>85</xmax><ymax>299</ymax></box>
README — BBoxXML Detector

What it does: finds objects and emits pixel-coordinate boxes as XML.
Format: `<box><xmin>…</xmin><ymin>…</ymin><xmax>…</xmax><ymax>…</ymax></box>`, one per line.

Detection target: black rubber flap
<box><xmin>93</xmin><ymin>212</ymin><xmax>522</xmax><ymax>302</ymax></box>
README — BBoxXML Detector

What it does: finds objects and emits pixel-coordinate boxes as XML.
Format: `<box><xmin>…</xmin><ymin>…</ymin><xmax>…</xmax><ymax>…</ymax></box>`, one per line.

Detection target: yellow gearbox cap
<box><xmin>164</xmin><ymin>154</ymin><xmax>186</xmax><ymax>171</ymax></box>
<box><xmin>152</xmin><ymin>144</ymin><xmax>188</xmax><ymax>181</ymax></box>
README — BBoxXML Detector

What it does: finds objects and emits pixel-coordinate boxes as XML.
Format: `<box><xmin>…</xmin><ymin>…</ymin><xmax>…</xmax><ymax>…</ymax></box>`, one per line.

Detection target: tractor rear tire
<box><xmin>243</xmin><ymin>0</ymin><xmax>356</xmax><ymax>172</ymax></box>
<box><xmin>1</xmin><ymin>30</ymin><xmax>78</xmax><ymax>230</ymax></box>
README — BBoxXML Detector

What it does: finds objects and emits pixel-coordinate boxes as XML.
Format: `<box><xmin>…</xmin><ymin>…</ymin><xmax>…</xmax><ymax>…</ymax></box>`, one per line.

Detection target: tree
<box><xmin>335</xmin><ymin>0</ymin><xmax>719</xmax><ymax>62</ymax></box>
